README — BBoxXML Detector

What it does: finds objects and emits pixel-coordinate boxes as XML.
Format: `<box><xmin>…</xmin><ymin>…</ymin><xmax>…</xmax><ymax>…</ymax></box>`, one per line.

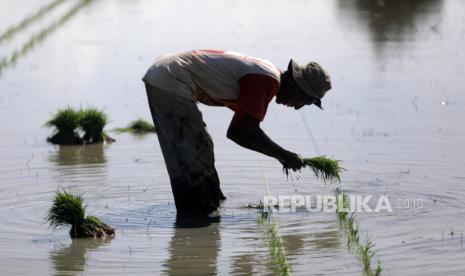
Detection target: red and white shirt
<box><xmin>143</xmin><ymin>49</ymin><xmax>281</xmax><ymax>121</ymax></box>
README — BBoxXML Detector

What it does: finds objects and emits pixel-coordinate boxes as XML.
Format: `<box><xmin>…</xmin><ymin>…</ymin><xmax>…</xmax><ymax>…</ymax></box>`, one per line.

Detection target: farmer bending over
<box><xmin>142</xmin><ymin>49</ymin><xmax>331</xmax><ymax>216</ymax></box>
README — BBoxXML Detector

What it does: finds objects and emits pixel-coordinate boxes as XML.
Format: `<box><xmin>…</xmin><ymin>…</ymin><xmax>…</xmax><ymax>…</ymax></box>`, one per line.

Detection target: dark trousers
<box><xmin>145</xmin><ymin>83</ymin><xmax>225</xmax><ymax>215</ymax></box>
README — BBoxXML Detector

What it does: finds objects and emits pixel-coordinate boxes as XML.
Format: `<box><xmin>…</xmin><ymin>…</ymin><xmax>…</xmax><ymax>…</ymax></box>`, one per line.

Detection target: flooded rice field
<box><xmin>1</xmin><ymin>0</ymin><xmax>465</xmax><ymax>275</ymax></box>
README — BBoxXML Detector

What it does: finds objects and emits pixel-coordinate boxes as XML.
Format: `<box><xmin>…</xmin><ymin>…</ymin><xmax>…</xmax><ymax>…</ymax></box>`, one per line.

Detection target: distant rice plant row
<box><xmin>0</xmin><ymin>0</ymin><xmax>94</xmax><ymax>77</ymax></box>
<box><xmin>0</xmin><ymin>0</ymin><xmax>68</xmax><ymax>45</ymax></box>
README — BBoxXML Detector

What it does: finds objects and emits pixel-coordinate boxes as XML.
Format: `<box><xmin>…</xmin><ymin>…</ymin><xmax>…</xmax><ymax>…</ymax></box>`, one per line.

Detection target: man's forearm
<box><xmin>230</xmin><ymin>125</ymin><xmax>290</xmax><ymax>161</ymax></box>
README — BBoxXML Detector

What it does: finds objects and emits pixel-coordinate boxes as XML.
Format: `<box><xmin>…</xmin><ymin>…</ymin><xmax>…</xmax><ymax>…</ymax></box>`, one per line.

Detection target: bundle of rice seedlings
<box><xmin>46</xmin><ymin>190</ymin><xmax>114</xmax><ymax>238</ymax></box>
<box><xmin>284</xmin><ymin>155</ymin><xmax>342</xmax><ymax>183</ymax></box>
<box><xmin>45</xmin><ymin>107</ymin><xmax>82</xmax><ymax>145</ymax></box>
<box><xmin>303</xmin><ymin>156</ymin><xmax>342</xmax><ymax>183</ymax></box>
<box><xmin>115</xmin><ymin>118</ymin><xmax>156</xmax><ymax>133</ymax></box>
<box><xmin>45</xmin><ymin>106</ymin><xmax>114</xmax><ymax>145</ymax></box>
<box><xmin>79</xmin><ymin>107</ymin><xmax>106</xmax><ymax>143</ymax></box>
<box><xmin>78</xmin><ymin>107</ymin><xmax>114</xmax><ymax>143</ymax></box>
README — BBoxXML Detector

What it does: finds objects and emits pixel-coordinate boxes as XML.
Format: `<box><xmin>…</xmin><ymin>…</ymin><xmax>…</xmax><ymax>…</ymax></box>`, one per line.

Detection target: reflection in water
<box><xmin>231</xmin><ymin>254</ymin><xmax>255</xmax><ymax>275</ymax></box>
<box><xmin>280</xmin><ymin>223</ymin><xmax>341</xmax><ymax>267</ymax></box>
<box><xmin>50</xmin><ymin>238</ymin><xmax>112</xmax><ymax>276</ymax></box>
<box><xmin>48</xmin><ymin>144</ymin><xmax>108</xmax><ymax>185</ymax></box>
<box><xmin>49</xmin><ymin>144</ymin><xmax>107</xmax><ymax>166</ymax></box>
<box><xmin>164</xmin><ymin>215</ymin><xmax>221</xmax><ymax>275</ymax></box>
<box><xmin>305</xmin><ymin>228</ymin><xmax>341</xmax><ymax>251</ymax></box>
<box><xmin>281</xmin><ymin>234</ymin><xmax>306</xmax><ymax>255</ymax></box>
<box><xmin>131</xmin><ymin>132</ymin><xmax>155</xmax><ymax>142</ymax></box>
<box><xmin>338</xmin><ymin>0</ymin><xmax>443</xmax><ymax>49</ymax></box>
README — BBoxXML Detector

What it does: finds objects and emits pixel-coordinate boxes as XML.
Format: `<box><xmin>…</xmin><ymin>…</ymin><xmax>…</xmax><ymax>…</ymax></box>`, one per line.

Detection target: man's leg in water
<box><xmin>145</xmin><ymin>83</ymin><xmax>225</xmax><ymax>215</ymax></box>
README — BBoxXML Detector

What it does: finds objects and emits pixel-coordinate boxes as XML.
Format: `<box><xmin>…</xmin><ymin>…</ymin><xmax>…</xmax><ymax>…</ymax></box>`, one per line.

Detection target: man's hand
<box><xmin>280</xmin><ymin>151</ymin><xmax>305</xmax><ymax>171</ymax></box>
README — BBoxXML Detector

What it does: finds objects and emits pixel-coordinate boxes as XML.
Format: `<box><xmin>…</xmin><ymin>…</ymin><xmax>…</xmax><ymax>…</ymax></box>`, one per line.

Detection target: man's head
<box><xmin>276</xmin><ymin>60</ymin><xmax>332</xmax><ymax>110</ymax></box>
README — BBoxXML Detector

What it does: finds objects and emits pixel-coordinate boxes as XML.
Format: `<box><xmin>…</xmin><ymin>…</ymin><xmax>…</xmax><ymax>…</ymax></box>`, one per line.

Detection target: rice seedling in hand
<box><xmin>78</xmin><ymin>107</ymin><xmax>114</xmax><ymax>143</ymax></box>
<box><xmin>303</xmin><ymin>156</ymin><xmax>342</xmax><ymax>183</ymax></box>
<box><xmin>284</xmin><ymin>155</ymin><xmax>342</xmax><ymax>183</ymax></box>
<box><xmin>45</xmin><ymin>107</ymin><xmax>82</xmax><ymax>145</ymax></box>
<box><xmin>46</xmin><ymin>190</ymin><xmax>114</xmax><ymax>238</ymax></box>
<box><xmin>115</xmin><ymin>118</ymin><xmax>156</xmax><ymax>133</ymax></box>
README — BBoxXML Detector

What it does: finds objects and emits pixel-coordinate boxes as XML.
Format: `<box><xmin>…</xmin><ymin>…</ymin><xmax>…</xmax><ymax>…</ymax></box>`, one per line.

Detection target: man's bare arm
<box><xmin>226</xmin><ymin>113</ymin><xmax>304</xmax><ymax>170</ymax></box>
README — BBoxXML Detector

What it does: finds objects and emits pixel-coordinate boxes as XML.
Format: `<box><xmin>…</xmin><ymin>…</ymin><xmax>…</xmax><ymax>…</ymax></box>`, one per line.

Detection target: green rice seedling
<box><xmin>303</xmin><ymin>156</ymin><xmax>342</xmax><ymax>183</ymax></box>
<box><xmin>127</xmin><ymin>119</ymin><xmax>155</xmax><ymax>132</ymax></box>
<box><xmin>46</xmin><ymin>190</ymin><xmax>114</xmax><ymax>238</ymax></box>
<box><xmin>78</xmin><ymin>107</ymin><xmax>112</xmax><ymax>143</ymax></box>
<box><xmin>115</xmin><ymin>118</ymin><xmax>156</xmax><ymax>133</ymax></box>
<box><xmin>256</xmin><ymin>214</ymin><xmax>265</xmax><ymax>225</ymax></box>
<box><xmin>267</xmin><ymin>221</ymin><xmax>290</xmax><ymax>276</ymax></box>
<box><xmin>46</xmin><ymin>106</ymin><xmax>114</xmax><ymax>145</ymax></box>
<box><xmin>47</xmin><ymin>190</ymin><xmax>85</xmax><ymax>229</ymax></box>
<box><xmin>335</xmin><ymin>189</ymin><xmax>383</xmax><ymax>275</ymax></box>
<box><xmin>360</xmin><ymin>239</ymin><xmax>376</xmax><ymax>274</ymax></box>
<box><xmin>255</xmin><ymin>201</ymin><xmax>270</xmax><ymax>224</ymax></box>
<box><xmin>255</xmin><ymin>205</ymin><xmax>290</xmax><ymax>275</ymax></box>
<box><xmin>347</xmin><ymin>214</ymin><xmax>360</xmax><ymax>248</ymax></box>
<box><xmin>277</xmin><ymin>251</ymin><xmax>289</xmax><ymax>276</ymax></box>
<box><xmin>336</xmin><ymin>188</ymin><xmax>349</xmax><ymax>222</ymax></box>
<box><xmin>374</xmin><ymin>260</ymin><xmax>383</xmax><ymax>276</ymax></box>
<box><xmin>46</xmin><ymin>107</ymin><xmax>82</xmax><ymax>145</ymax></box>
<box><xmin>47</xmin><ymin>107</ymin><xmax>80</xmax><ymax>132</ymax></box>
<box><xmin>283</xmin><ymin>155</ymin><xmax>342</xmax><ymax>183</ymax></box>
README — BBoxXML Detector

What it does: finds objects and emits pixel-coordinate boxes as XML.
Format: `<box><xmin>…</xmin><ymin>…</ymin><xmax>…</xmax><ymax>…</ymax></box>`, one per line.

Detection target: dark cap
<box><xmin>288</xmin><ymin>59</ymin><xmax>331</xmax><ymax>109</ymax></box>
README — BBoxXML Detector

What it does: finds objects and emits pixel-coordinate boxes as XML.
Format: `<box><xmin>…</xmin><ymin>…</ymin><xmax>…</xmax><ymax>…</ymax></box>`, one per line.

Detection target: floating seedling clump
<box><xmin>46</xmin><ymin>190</ymin><xmax>114</xmax><ymax>238</ymax></box>
<box><xmin>115</xmin><ymin>118</ymin><xmax>156</xmax><ymax>133</ymax></box>
<box><xmin>284</xmin><ymin>155</ymin><xmax>342</xmax><ymax>183</ymax></box>
<box><xmin>45</xmin><ymin>106</ymin><xmax>114</xmax><ymax>145</ymax></box>
<box><xmin>79</xmin><ymin>107</ymin><xmax>114</xmax><ymax>144</ymax></box>
<box><xmin>46</xmin><ymin>107</ymin><xmax>82</xmax><ymax>145</ymax></box>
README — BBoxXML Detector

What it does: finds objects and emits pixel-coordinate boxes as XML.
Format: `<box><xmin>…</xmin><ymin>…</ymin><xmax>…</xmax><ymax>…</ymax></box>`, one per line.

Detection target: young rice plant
<box><xmin>46</xmin><ymin>190</ymin><xmax>114</xmax><ymax>238</ymax></box>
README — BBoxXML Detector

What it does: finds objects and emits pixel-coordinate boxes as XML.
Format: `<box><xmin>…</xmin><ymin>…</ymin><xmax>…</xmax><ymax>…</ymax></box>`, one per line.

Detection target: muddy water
<box><xmin>1</xmin><ymin>0</ymin><xmax>465</xmax><ymax>275</ymax></box>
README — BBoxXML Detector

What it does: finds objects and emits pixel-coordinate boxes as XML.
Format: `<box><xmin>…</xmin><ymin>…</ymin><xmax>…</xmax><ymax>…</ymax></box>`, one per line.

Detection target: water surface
<box><xmin>1</xmin><ymin>0</ymin><xmax>464</xmax><ymax>275</ymax></box>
